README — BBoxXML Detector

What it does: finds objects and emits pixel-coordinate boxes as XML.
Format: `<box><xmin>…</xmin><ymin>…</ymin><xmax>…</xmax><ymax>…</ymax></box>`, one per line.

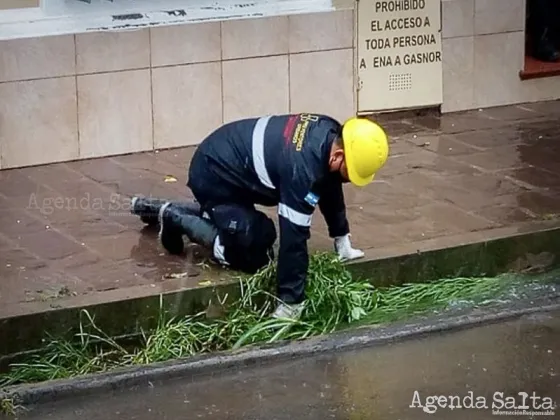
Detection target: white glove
<box><xmin>334</xmin><ymin>234</ymin><xmax>364</xmax><ymax>261</ymax></box>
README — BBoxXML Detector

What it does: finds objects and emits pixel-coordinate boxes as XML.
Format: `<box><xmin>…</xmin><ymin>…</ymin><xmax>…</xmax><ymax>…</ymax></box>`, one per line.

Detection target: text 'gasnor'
<box><xmin>359</xmin><ymin>51</ymin><xmax>441</xmax><ymax>69</ymax></box>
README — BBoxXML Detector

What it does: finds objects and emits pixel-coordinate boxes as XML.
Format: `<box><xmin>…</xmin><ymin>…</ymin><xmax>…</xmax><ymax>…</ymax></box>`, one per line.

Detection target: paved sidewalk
<box><xmin>2</xmin><ymin>102</ymin><xmax>560</xmax><ymax>315</ymax></box>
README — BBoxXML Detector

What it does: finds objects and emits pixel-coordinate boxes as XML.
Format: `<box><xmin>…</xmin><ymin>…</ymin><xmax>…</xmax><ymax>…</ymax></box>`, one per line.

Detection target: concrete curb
<box><xmin>3</xmin><ymin>299</ymin><xmax>560</xmax><ymax>407</ymax></box>
<box><xmin>3</xmin><ymin>222</ymin><xmax>560</xmax><ymax>358</ymax></box>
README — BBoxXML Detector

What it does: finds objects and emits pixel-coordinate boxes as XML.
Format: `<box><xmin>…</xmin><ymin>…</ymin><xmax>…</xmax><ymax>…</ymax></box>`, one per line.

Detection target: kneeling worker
<box><xmin>131</xmin><ymin>114</ymin><xmax>389</xmax><ymax>320</ymax></box>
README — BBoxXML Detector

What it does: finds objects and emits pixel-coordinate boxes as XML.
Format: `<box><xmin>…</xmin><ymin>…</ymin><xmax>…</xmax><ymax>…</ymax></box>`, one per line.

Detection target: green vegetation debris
<box><xmin>1</xmin><ymin>398</ymin><xmax>19</xmax><ymax>416</ymax></box>
<box><xmin>0</xmin><ymin>252</ymin><xmax>557</xmax><ymax>389</ymax></box>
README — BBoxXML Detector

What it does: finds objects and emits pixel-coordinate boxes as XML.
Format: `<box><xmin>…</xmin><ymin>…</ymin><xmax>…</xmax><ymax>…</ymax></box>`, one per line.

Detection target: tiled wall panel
<box><xmin>0</xmin><ymin>77</ymin><xmax>79</xmax><ymax>168</ymax></box>
<box><xmin>152</xmin><ymin>62</ymin><xmax>223</xmax><ymax>149</ymax></box>
<box><xmin>221</xmin><ymin>16</ymin><xmax>289</xmax><ymax>60</ymax></box>
<box><xmin>2</xmin><ymin>4</ymin><xmax>560</xmax><ymax>168</ymax></box>
<box><xmin>0</xmin><ymin>35</ymin><xmax>75</xmax><ymax>82</ymax></box>
<box><xmin>75</xmin><ymin>29</ymin><xmax>150</xmax><ymax>74</ymax></box>
<box><xmin>150</xmin><ymin>22</ymin><xmax>221</xmax><ymax>67</ymax></box>
<box><xmin>77</xmin><ymin>69</ymin><xmax>153</xmax><ymax>159</ymax></box>
<box><xmin>290</xmin><ymin>49</ymin><xmax>354</xmax><ymax>124</ymax></box>
<box><xmin>222</xmin><ymin>55</ymin><xmax>290</xmax><ymax>123</ymax></box>
<box><xmin>289</xmin><ymin>10</ymin><xmax>353</xmax><ymax>53</ymax></box>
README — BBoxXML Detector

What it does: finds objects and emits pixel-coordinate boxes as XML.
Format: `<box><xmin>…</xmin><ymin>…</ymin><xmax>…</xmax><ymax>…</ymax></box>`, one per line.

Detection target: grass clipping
<box><xmin>1</xmin><ymin>252</ymin><xmax>517</xmax><ymax>387</ymax></box>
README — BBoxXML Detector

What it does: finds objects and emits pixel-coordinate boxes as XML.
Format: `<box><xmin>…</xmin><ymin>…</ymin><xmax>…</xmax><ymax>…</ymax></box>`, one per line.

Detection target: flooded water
<box><xmin>19</xmin><ymin>309</ymin><xmax>560</xmax><ymax>420</ymax></box>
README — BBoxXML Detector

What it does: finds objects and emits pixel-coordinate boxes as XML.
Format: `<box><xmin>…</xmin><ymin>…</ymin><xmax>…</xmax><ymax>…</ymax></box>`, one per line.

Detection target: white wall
<box><xmin>0</xmin><ymin>10</ymin><xmax>355</xmax><ymax>170</ymax></box>
<box><xmin>2</xmin><ymin>0</ymin><xmax>560</xmax><ymax>170</ymax></box>
<box><xmin>441</xmin><ymin>0</ymin><xmax>560</xmax><ymax>113</ymax></box>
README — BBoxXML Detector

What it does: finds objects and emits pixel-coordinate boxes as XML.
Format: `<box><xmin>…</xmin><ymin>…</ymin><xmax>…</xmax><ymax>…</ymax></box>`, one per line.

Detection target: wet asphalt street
<box><xmin>19</xmin><ymin>310</ymin><xmax>560</xmax><ymax>420</ymax></box>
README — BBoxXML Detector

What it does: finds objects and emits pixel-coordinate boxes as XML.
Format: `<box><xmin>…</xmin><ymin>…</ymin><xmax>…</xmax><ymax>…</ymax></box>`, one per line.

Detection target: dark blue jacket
<box><xmin>191</xmin><ymin>113</ymin><xmax>350</xmax><ymax>302</ymax></box>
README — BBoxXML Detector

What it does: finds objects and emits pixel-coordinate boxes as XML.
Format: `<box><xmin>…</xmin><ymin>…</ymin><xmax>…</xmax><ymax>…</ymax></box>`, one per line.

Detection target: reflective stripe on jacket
<box><xmin>190</xmin><ymin>113</ymin><xmax>350</xmax><ymax>301</ymax></box>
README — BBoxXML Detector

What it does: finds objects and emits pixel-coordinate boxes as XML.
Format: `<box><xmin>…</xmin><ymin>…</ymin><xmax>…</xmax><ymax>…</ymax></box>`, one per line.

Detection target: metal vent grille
<box><xmin>388</xmin><ymin>73</ymin><xmax>412</xmax><ymax>91</ymax></box>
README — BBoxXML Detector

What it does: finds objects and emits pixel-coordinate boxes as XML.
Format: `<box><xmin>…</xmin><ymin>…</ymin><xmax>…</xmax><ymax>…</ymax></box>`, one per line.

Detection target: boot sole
<box><xmin>158</xmin><ymin>202</ymin><xmax>185</xmax><ymax>255</ymax></box>
<box><xmin>132</xmin><ymin>196</ymin><xmax>169</xmax><ymax>226</ymax></box>
<box><xmin>131</xmin><ymin>196</ymin><xmax>154</xmax><ymax>225</ymax></box>
<box><xmin>130</xmin><ymin>196</ymin><xmax>139</xmax><ymax>214</ymax></box>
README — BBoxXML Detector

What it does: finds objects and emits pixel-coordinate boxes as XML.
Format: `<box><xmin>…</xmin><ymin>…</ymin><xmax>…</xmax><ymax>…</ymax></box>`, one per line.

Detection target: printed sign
<box><xmin>356</xmin><ymin>0</ymin><xmax>443</xmax><ymax>113</ymax></box>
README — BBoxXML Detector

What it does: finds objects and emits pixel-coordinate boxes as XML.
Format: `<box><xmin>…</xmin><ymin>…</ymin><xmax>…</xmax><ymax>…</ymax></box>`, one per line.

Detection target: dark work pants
<box><xmin>187</xmin><ymin>153</ymin><xmax>277</xmax><ymax>275</ymax></box>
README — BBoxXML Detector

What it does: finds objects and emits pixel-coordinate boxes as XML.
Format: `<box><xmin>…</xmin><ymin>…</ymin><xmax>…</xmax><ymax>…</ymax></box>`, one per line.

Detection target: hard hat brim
<box><xmin>348</xmin><ymin>165</ymin><xmax>375</xmax><ymax>187</ymax></box>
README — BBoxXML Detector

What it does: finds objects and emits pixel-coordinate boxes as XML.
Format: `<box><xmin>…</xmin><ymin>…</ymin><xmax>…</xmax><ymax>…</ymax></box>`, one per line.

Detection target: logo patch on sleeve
<box><xmin>304</xmin><ymin>192</ymin><xmax>320</xmax><ymax>207</ymax></box>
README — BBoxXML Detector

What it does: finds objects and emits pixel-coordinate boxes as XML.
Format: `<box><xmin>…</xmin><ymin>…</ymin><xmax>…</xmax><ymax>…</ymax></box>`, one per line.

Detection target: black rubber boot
<box><xmin>131</xmin><ymin>197</ymin><xmax>169</xmax><ymax>225</ymax></box>
<box><xmin>131</xmin><ymin>196</ymin><xmax>201</xmax><ymax>226</ymax></box>
<box><xmin>158</xmin><ymin>202</ymin><xmax>218</xmax><ymax>255</ymax></box>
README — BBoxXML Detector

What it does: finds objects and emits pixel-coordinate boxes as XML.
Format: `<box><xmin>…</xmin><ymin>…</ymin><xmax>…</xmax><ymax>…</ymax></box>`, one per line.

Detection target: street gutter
<box><xmin>2</xmin><ymin>298</ymin><xmax>559</xmax><ymax>408</ymax></box>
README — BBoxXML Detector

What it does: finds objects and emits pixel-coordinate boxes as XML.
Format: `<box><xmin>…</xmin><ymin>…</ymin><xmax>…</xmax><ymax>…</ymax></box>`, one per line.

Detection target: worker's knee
<box><xmin>209</xmin><ymin>204</ymin><xmax>276</xmax><ymax>273</ymax></box>
<box><xmin>227</xmin><ymin>246</ymin><xmax>275</xmax><ymax>274</ymax></box>
<box><xmin>211</xmin><ymin>204</ymin><xmax>277</xmax><ymax>250</ymax></box>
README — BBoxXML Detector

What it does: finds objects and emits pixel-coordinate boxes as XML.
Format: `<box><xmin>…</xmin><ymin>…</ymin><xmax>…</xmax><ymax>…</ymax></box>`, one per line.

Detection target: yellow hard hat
<box><xmin>341</xmin><ymin>117</ymin><xmax>389</xmax><ymax>187</ymax></box>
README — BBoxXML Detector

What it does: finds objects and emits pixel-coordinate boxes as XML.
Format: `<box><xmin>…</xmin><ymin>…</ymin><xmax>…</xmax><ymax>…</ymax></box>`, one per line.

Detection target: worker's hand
<box><xmin>334</xmin><ymin>234</ymin><xmax>364</xmax><ymax>262</ymax></box>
